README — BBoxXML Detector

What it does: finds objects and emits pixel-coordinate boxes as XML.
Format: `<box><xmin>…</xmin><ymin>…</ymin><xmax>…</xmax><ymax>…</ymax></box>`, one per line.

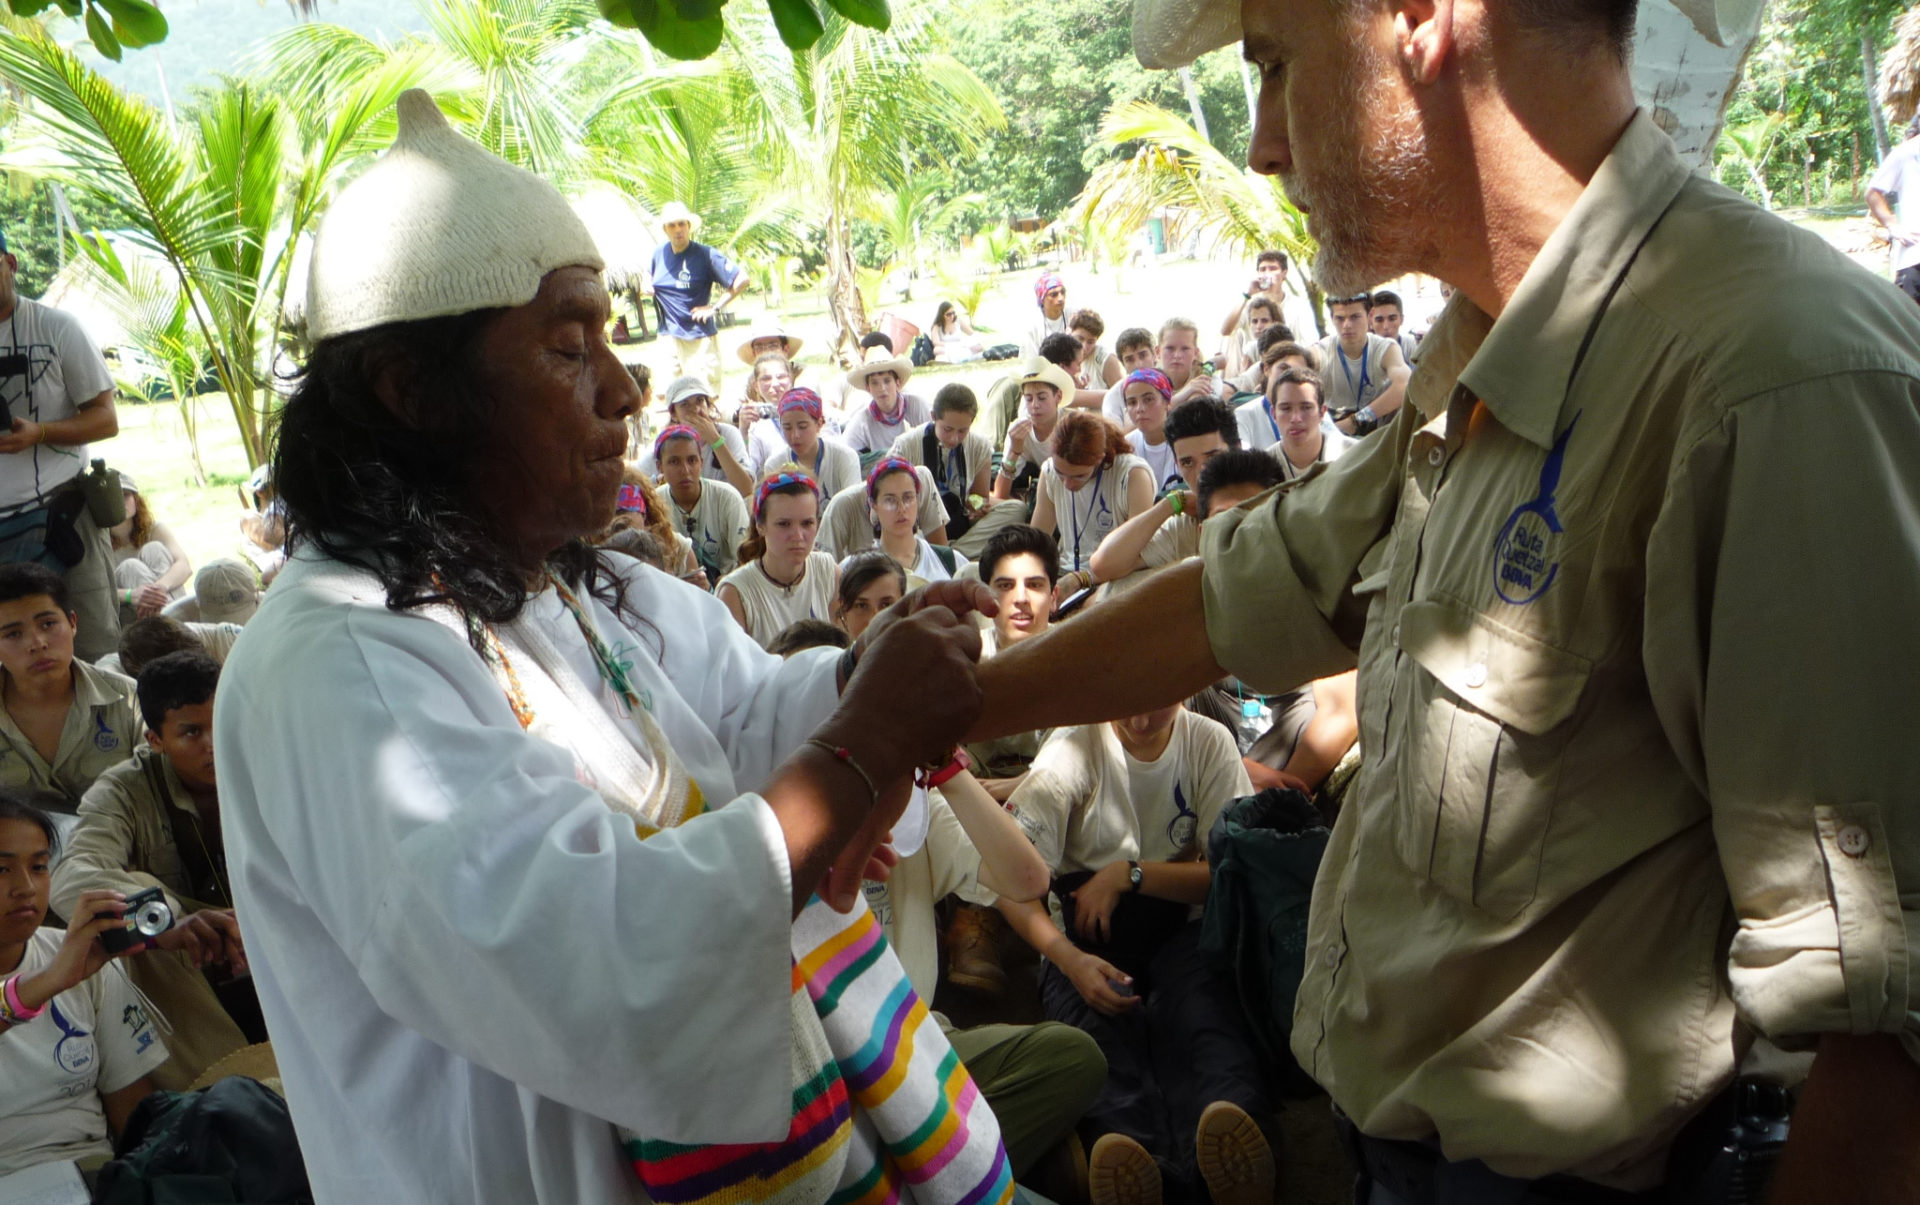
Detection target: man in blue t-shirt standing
<box><xmin>650</xmin><ymin>201</ymin><xmax>749</xmax><ymax>398</ymax></box>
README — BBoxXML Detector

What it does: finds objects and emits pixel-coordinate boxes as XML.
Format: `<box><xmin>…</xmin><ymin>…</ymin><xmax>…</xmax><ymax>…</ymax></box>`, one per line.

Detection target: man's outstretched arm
<box><xmin>972</xmin><ymin>561</ymin><xmax>1223</xmax><ymax>741</ymax></box>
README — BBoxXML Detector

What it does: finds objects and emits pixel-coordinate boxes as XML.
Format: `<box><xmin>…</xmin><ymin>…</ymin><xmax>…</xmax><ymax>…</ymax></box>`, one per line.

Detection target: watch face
<box><xmin>1130</xmin><ymin>865</ymin><xmax>1144</xmax><ymax>887</ymax></box>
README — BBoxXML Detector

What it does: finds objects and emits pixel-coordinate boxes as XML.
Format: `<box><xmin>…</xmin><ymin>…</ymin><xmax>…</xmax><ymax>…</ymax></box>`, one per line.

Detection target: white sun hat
<box><xmin>844</xmin><ymin>344</ymin><xmax>915</xmax><ymax>392</ymax></box>
<box><xmin>735</xmin><ymin>323</ymin><xmax>804</xmax><ymax>365</ymax></box>
<box><xmin>658</xmin><ymin>200</ymin><xmax>703</xmax><ymax>233</ymax></box>
<box><xmin>305</xmin><ymin>90</ymin><xmax>603</xmax><ymax>342</ymax></box>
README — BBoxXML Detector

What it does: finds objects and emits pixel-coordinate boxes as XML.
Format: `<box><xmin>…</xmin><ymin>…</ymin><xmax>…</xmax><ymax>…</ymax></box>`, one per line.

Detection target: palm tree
<box><xmin>56</xmin><ymin>233</ymin><xmax>211</xmax><ymax>482</ymax></box>
<box><xmin>1075</xmin><ymin>99</ymin><xmax>1325</xmax><ymax>335</ymax></box>
<box><xmin>717</xmin><ymin>5</ymin><xmax>1003</xmax><ymax>363</ymax></box>
<box><xmin>0</xmin><ymin>23</ymin><xmax>289</xmax><ymax>464</ymax></box>
<box><xmin>857</xmin><ymin>173</ymin><xmax>985</xmax><ymax>301</ymax></box>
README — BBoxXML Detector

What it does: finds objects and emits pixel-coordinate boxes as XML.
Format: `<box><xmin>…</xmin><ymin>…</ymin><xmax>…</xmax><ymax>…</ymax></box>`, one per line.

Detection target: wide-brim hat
<box><xmin>1129</xmin><ymin>0</ymin><xmax>1240</xmax><ymax>69</ymax></box>
<box><xmin>658</xmin><ymin>200</ymin><xmax>703</xmax><ymax>233</ymax></box>
<box><xmin>845</xmin><ymin>346</ymin><xmax>914</xmax><ymax>392</ymax></box>
<box><xmin>736</xmin><ymin>324</ymin><xmax>804</xmax><ymax>365</ymax></box>
<box><xmin>1014</xmin><ymin>356</ymin><xmax>1077</xmax><ymax>402</ymax></box>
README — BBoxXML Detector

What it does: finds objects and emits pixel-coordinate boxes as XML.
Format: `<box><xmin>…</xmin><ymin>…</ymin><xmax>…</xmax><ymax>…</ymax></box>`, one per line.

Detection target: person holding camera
<box><xmin>0</xmin><ymin>791</ymin><xmax>167</xmax><ymax>1179</ymax></box>
<box><xmin>51</xmin><ymin>650</ymin><xmax>250</xmax><ymax>1090</ymax></box>
<box><xmin>217</xmin><ymin>92</ymin><xmax>1014</xmax><ymax>1205</ymax></box>
<box><xmin>0</xmin><ymin>232</ymin><xmax>123</xmax><ymax>662</ymax></box>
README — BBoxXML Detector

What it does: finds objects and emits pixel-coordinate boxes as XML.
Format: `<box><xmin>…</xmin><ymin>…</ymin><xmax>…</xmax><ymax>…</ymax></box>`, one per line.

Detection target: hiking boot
<box><xmin>1088</xmin><ymin>1133</ymin><xmax>1161</xmax><ymax>1205</ymax></box>
<box><xmin>943</xmin><ymin>901</ymin><xmax>1008</xmax><ymax>996</ymax></box>
<box><xmin>1194</xmin><ymin>1101</ymin><xmax>1275</xmax><ymax>1205</ymax></box>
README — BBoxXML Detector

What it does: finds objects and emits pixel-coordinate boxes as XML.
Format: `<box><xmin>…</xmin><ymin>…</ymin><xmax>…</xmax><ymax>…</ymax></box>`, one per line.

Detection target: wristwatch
<box><xmin>1127</xmin><ymin>861</ymin><xmax>1143</xmax><ymax>892</ymax></box>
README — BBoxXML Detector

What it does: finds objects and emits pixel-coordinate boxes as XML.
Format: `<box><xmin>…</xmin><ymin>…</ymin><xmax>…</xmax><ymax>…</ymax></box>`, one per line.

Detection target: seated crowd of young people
<box><xmin>591</xmin><ymin>262</ymin><xmax>1414</xmax><ymax>1203</ymax></box>
<box><xmin>2</xmin><ymin>259</ymin><xmax>1415</xmax><ymax>1201</ymax></box>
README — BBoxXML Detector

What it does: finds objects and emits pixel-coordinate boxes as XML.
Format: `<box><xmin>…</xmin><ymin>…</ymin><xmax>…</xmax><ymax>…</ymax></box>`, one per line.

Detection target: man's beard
<box><xmin>1286</xmin><ymin>48</ymin><xmax>1435</xmax><ymax>297</ymax></box>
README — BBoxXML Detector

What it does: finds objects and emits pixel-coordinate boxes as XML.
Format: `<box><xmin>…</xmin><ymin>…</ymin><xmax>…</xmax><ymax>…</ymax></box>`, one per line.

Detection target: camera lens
<box><xmin>132</xmin><ymin>898</ymin><xmax>173</xmax><ymax>937</ymax></box>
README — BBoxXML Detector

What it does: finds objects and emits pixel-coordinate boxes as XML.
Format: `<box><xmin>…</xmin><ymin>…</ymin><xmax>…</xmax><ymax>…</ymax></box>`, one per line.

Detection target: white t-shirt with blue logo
<box><xmin>0</xmin><ymin>929</ymin><xmax>169</xmax><ymax>1176</ymax></box>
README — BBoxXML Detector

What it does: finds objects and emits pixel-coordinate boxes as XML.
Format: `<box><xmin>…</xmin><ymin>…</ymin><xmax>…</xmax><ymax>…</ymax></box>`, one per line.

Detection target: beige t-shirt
<box><xmin>667</xmin><ymin>479</ymin><xmax>750</xmax><ymax>580</ymax></box>
<box><xmin>1009</xmin><ymin>709</ymin><xmax>1251</xmax><ymax>876</ymax></box>
<box><xmin>818</xmin><ymin>469</ymin><xmax>949</xmax><ymax>560</ymax></box>
<box><xmin>0</xmin><ymin>930</ymin><xmax>169</xmax><ymax>1176</ymax></box>
<box><xmin>1039</xmin><ymin>452</ymin><xmax>1151</xmax><ymax>574</ymax></box>
<box><xmin>716</xmin><ymin>552</ymin><xmax>840</xmax><ymax>649</ymax></box>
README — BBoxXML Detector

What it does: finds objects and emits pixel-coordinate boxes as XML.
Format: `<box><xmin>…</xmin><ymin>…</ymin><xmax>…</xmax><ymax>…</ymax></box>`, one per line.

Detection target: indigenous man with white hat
<box><xmin>650</xmin><ymin>200</ymin><xmax>748</xmax><ymax>397</ymax></box>
<box><xmin>215</xmin><ymin>90</ymin><xmax>1014</xmax><ymax>1204</ymax></box>
<box><xmin>978</xmin><ymin>0</ymin><xmax>1920</xmax><ymax>1201</ymax></box>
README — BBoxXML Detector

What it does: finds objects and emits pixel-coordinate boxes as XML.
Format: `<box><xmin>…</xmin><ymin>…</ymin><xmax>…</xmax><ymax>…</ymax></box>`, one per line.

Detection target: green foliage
<box><xmin>593</xmin><ymin>0</ymin><xmax>890</xmax><ymax>59</ymax></box>
<box><xmin>0</xmin><ymin>176</ymin><xmax>118</xmax><ymax>295</ymax></box>
<box><xmin>1719</xmin><ymin>0</ymin><xmax>1906</xmax><ymax>209</ymax></box>
<box><xmin>942</xmin><ymin>0</ymin><xmax>1253</xmax><ymax>223</ymax></box>
<box><xmin>2</xmin><ymin>0</ymin><xmax>168</xmax><ymax>58</ymax></box>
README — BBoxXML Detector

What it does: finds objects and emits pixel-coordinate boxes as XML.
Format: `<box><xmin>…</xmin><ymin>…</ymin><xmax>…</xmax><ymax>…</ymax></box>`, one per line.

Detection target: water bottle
<box><xmin>80</xmin><ymin>459</ymin><xmax>126</xmax><ymax>528</ymax></box>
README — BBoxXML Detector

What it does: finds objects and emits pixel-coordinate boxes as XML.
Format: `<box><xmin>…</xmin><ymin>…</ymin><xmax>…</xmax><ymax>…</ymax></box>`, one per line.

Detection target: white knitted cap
<box><xmin>306</xmin><ymin>90</ymin><xmax>604</xmax><ymax>342</ymax></box>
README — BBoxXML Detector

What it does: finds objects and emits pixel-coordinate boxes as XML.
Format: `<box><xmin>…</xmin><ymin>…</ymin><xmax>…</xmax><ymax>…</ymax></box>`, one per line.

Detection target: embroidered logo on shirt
<box><xmin>123</xmin><ymin>1001</ymin><xmax>156</xmax><ymax>1055</ymax></box>
<box><xmin>92</xmin><ymin>714</ymin><xmax>118</xmax><ymax>752</ymax></box>
<box><xmin>51</xmin><ymin>1001</ymin><xmax>95</xmax><ymax>1075</ymax></box>
<box><xmin>1492</xmin><ymin>415</ymin><xmax>1578</xmax><ymax>606</ymax></box>
<box><xmin>1167</xmin><ymin>782</ymin><xmax>1197</xmax><ymax>850</ymax></box>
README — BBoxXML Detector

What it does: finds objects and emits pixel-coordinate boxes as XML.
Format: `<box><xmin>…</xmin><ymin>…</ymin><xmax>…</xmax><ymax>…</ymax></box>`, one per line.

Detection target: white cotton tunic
<box><xmin>717</xmin><ymin>551</ymin><xmax>841</xmax><ymax>649</ymax></box>
<box><xmin>214</xmin><ymin>548</ymin><xmax>842</xmax><ymax>1204</ymax></box>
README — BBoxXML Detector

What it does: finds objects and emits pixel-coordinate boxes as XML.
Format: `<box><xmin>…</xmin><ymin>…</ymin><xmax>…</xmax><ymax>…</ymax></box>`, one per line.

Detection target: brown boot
<box><xmin>943</xmin><ymin>901</ymin><xmax>1009</xmax><ymax>996</ymax></box>
<box><xmin>1194</xmin><ymin>1101</ymin><xmax>1275</xmax><ymax>1205</ymax></box>
<box><xmin>1088</xmin><ymin>1133</ymin><xmax>1161</xmax><ymax>1205</ymax></box>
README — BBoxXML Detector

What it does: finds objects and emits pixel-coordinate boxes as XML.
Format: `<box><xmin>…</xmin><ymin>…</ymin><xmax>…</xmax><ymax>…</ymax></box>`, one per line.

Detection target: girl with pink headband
<box><xmin>776</xmin><ymin>388</ymin><xmax>860</xmax><ymax>497</ymax></box>
<box><xmin>716</xmin><ymin>469</ymin><xmax>840</xmax><ymax>649</ymax></box>
<box><xmin>850</xmin><ymin>457</ymin><xmax>966</xmax><ymax>586</ymax></box>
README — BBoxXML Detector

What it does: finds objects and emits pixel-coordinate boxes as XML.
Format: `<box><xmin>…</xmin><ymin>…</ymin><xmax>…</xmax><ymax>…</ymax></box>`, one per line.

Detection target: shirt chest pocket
<box><xmin>1389</xmin><ymin>599</ymin><xmax>1591</xmax><ymax>921</ymax></box>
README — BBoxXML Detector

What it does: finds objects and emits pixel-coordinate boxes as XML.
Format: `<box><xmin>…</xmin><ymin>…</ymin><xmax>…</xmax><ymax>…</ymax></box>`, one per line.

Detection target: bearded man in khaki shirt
<box><xmin>976</xmin><ymin>0</ymin><xmax>1920</xmax><ymax>1200</ymax></box>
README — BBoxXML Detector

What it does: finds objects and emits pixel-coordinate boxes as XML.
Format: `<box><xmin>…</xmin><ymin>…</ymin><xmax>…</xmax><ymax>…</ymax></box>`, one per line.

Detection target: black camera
<box><xmin>99</xmin><ymin>886</ymin><xmax>174</xmax><ymax>954</ymax></box>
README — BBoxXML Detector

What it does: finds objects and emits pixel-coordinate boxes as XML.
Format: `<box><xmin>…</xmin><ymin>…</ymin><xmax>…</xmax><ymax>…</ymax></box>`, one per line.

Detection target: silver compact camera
<box><xmin>99</xmin><ymin>887</ymin><xmax>174</xmax><ymax>954</ymax></box>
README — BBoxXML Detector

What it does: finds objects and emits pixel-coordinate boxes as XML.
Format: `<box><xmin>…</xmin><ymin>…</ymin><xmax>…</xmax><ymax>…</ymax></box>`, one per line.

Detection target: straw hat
<box><xmin>658</xmin><ymin>200</ymin><xmax>703</xmax><ymax>234</ymax></box>
<box><xmin>845</xmin><ymin>345</ymin><xmax>914</xmax><ymax>392</ymax></box>
<box><xmin>305</xmin><ymin>90</ymin><xmax>602</xmax><ymax>342</ymax></box>
<box><xmin>1014</xmin><ymin>356</ymin><xmax>1077</xmax><ymax>402</ymax></box>
<box><xmin>735</xmin><ymin>323</ymin><xmax>804</xmax><ymax>365</ymax></box>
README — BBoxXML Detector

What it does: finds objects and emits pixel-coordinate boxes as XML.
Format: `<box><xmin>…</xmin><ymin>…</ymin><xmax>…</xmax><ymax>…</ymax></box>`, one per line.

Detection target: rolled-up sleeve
<box><xmin>1645</xmin><ymin>376</ymin><xmax>1920</xmax><ymax>1061</ymax></box>
<box><xmin>1199</xmin><ymin>412</ymin><xmax>1412</xmax><ymax>695</ymax></box>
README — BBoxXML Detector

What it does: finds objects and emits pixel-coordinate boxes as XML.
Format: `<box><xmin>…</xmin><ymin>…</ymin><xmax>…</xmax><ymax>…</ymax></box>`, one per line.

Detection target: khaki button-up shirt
<box><xmin>52</xmin><ymin>744</ymin><xmax>230</xmax><ymax>922</ymax></box>
<box><xmin>0</xmin><ymin>658</ymin><xmax>140</xmax><ymax>804</ymax></box>
<box><xmin>1200</xmin><ymin>110</ymin><xmax>1920</xmax><ymax>1188</ymax></box>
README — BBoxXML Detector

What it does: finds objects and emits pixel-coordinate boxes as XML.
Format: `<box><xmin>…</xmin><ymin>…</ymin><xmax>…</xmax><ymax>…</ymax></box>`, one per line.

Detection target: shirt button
<box><xmin>1838</xmin><ymin>825</ymin><xmax>1871</xmax><ymax>858</ymax></box>
<box><xmin>1322</xmin><ymin>945</ymin><xmax>1341</xmax><ymax>969</ymax></box>
<box><xmin>1390</xmin><ymin>623</ymin><xmax>1402</xmax><ymax>645</ymax></box>
<box><xmin>1427</xmin><ymin>447</ymin><xmax>1444</xmax><ymax>467</ymax></box>
<box><xmin>1463</xmin><ymin>662</ymin><xmax>1488</xmax><ymax>688</ymax></box>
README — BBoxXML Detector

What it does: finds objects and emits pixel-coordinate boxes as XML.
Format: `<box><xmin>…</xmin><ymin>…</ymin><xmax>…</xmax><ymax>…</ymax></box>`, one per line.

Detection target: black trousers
<box><xmin>1039</xmin><ymin>921</ymin><xmax>1273</xmax><ymax>1204</ymax></box>
<box><xmin>1897</xmin><ymin>266</ymin><xmax>1920</xmax><ymax>304</ymax></box>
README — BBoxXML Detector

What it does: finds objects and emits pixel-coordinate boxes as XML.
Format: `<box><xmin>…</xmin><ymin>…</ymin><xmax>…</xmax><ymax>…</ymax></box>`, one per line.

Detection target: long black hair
<box><xmin>273</xmin><ymin>309</ymin><xmax>634</xmax><ymax>653</ymax></box>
